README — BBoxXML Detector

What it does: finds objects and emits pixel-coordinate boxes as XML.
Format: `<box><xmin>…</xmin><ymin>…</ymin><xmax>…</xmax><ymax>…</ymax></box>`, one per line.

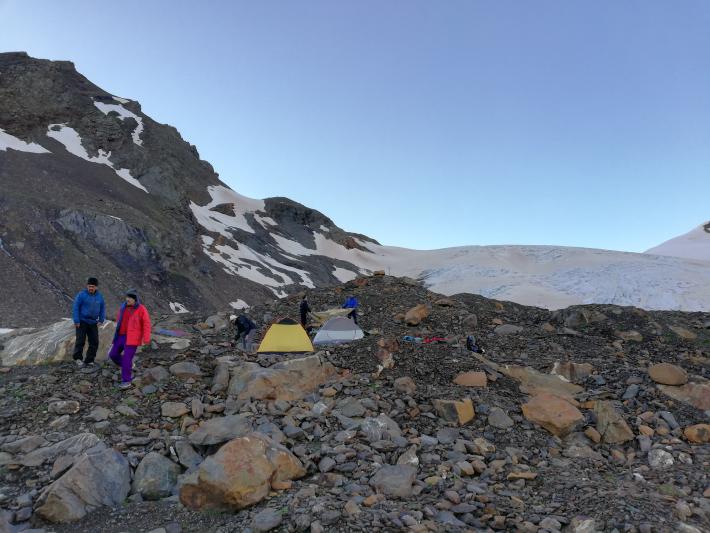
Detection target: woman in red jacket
<box><xmin>109</xmin><ymin>288</ymin><xmax>151</xmax><ymax>389</ymax></box>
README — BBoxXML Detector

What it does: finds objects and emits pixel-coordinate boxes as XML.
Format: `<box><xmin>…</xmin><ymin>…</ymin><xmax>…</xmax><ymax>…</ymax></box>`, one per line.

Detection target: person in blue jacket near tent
<box><xmin>72</xmin><ymin>276</ymin><xmax>106</xmax><ymax>367</ymax></box>
<box><xmin>342</xmin><ymin>294</ymin><xmax>359</xmax><ymax>325</ymax></box>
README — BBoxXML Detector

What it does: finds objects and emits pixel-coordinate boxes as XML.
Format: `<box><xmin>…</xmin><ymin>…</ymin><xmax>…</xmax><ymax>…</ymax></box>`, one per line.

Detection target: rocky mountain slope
<box><xmin>0</xmin><ymin>274</ymin><xmax>708</xmax><ymax>532</ymax></box>
<box><xmin>646</xmin><ymin>221</ymin><xmax>710</xmax><ymax>263</ymax></box>
<box><xmin>2</xmin><ymin>51</ymin><xmax>710</xmax><ymax>330</ymax></box>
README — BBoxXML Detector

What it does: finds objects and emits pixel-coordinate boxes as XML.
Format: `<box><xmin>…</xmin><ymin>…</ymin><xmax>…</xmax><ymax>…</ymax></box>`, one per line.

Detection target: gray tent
<box><xmin>312</xmin><ymin>317</ymin><xmax>364</xmax><ymax>345</ymax></box>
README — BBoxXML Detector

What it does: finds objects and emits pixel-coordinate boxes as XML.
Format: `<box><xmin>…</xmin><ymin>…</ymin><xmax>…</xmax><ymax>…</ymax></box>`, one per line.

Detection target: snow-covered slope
<box><xmin>645</xmin><ymin>221</ymin><xmax>710</xmax><ymax>263</ymax></box>
<box><xmin>188</xmin><ymin>187</ymin><xmax>710</xmax><ymax>312</ymax></box>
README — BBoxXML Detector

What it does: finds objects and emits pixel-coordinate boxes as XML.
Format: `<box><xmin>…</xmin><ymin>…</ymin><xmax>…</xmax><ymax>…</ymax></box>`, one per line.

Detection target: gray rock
<box><xmin>648</xmin><ymin>448</ymin><xmax>674</xmax><ymax>468</ymax></box>
<box><xmin>487</xmin><ymin>407</ymin><xmax>514</xmax><ymax>429</ymax></box>
<box><xmin>360</xmin><ymin>414</ymin><xmax>401</xmax><ymax>442</ymax></box>
<box><xmin>85</xmin><ymin>406</ymin><xmax>111</xmax><ymax>422</ymax></box>
<box><xmin>494</xmin><ymin>324</ymin><xmax>523</xmax><ymax>335</ymax></box>
<box><xmin>188</xmin><ymin>415</ymin><xmax>252</xmax><ymax>446</ymax></box>
<box><xmin>318</xmin><ymin>457</ymin><xmax>336</xmax><ymax>473</ymax></box>
<box><xmin>621</xmin><ymin>384</ymin><xmax>639</xmax><ymax>400</ymax></box>
<box><xmin>132</xmin><ymin>452</ymin><xmax>182</xmax><ymax>500</ymax></box>
<box><xmin>211</xmin><ymin>362</ymin><xmax>230</xmax><ymax>393</ymax></box>
<box><xmin>174</xmin><ymin>441</ymin><xmax>203</xmax><ymax>470</ymax></box>
<box><xmin>143</xmin><ymin>366</ymin><xmax>170</xmax><ymax>384</ymax></box>
<box><xmin>369</xmin><ymin>465</ymin><xmax>417</xmax><ymax>498</ymax></box>
<box><xmin>19</xmin><ymin>433</ymin><xmax>104</xmax><ymax>467</ymax></box>
<box><xmin>169</xmin><ymin>362</ymin><xmax>202</xmax><ymax>380</ymax></box>
<box><xmin>161</xmin><ymin>402</ymin><xmax>189</xmax><ymax>418</ymax></box>
<box><xmin>1</xmin><ymin>435</ymin><xmax>46</xmax><ymax>454</ymax></box>
<box><xmin>48</xmin><ymin>400</ymin><xmax>80</xmax><ymax>415</ymax></box>
<box><xmin>35</xmin><ymin>447</ymin><xmax>130</xmax><ymax>523</ymax></box>
<box><xmin>338</xmin><ymin>398</ymin><xmax>366</xmax><ymax>418</ymax></box>
<box><xmin>251</xmin><ymin>508</ymin><xmax>283</xmax><ymax>532</ymax></box>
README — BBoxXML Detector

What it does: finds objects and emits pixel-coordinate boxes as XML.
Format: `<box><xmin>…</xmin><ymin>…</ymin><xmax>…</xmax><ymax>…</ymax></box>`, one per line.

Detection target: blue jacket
<box><xmin>342</xmin><ymin>297</ymin><xmax>358</xmax><ymax>309</ymax></box>
<box><xmin>72</xmin><ymin>289</ymin><xmax>106</xmax><ymax>325</ymax></box>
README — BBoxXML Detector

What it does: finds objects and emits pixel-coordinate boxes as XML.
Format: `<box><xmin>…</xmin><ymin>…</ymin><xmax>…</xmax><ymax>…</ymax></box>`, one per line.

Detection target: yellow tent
<box><xmin>257</xmin><ymin>318</ymin><xmax>314</xmax><ymax>353</ymax></box>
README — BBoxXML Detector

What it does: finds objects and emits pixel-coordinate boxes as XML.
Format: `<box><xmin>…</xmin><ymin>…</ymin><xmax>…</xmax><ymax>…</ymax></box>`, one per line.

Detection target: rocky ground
<box><xmin>1</xmin><ymin>275</ymin><xmax>709</xmax><ymax>533</ymax></box>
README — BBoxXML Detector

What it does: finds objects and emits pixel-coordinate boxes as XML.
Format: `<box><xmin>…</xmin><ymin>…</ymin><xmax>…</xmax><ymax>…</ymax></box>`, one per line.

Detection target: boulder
<box><xmin>657</xmin><ymin>383</ymin><xmax>710</xmax><ymax>411</ymax></box>
<box><xmin>188</xmin><ymin>415</ymin><xmax>253</xmax><ymax>446</ymax></box>
<box><xmin>211</xmin><ymin>362</ymin><xmax>231</xmax><ymax>393</ymax></box>
<box><xmin>169</xmin><ymin>362</ymin><xmax>203</xmax><ymax>380</ymax></box>
<box><xmin>404</xmin><ymin>304</ymin><xmax>430</xmax><ymax>326</ymax></box>
<box><xmin>521</xmin><ymin>392</ymin><xmax>583</xmax><ymax>437</ymax></box>
<box><xmin>179</xmin><ymin>432</ymin><xmax>305</xmax><ymax>511</ymax></box>
<box><xmin>453</xmin><ymin>371</ymin><xmax>487</xmax><ymax>387</ymax></box>
<box><xmin>35</xmin><ymin>447</ymin><xmax>130</xmax><ymax>523</ymax></box>
<box><xmin>683</xmin><ymin>424</ymin><xmax>710</xmax><ymax>444</ymax></box>
<box><xmin>19</xmin><ymin>433</ymin><xmax>104</xmax><ymax>467</ymax></box>
<box><xmin>648</xmin><ymin>448</ymin><xmax>674</xmax><ymax>469</ymax></box>
<box><xmin>161</xmin><ymin>402</ymin><xmax>189</xmax><ymax>418</ymax></box>
<box><xmin>369</xmin><ymin>465</ymin><xmax>417</xmax><ymax>498</ymax></box>
<box><xmin>393</xmin><ymin>376</ymin><xmax>416</xmax><ymax>395</ymax></box>
<box><xmin>132</xmin><ymin>452</ymin><xmax>182</xmax><ymax>500</ymax></box>
<box><xmin>174</xmin><ymin>440</ymin><xmax>203</xmax><ymax>469</ymax></box>
<box><xmin>433</xmin><ymin>398</ymin><xmax>475</xmax><ymax>426</ymax></box>
<box><xmin>0</xmin><ymin>320</ymin><xmax>115</xmax><ymax>366</ymax></box>
<box><xmin>360</xmin><ymin>414</ymin><xmax>402</xmax><ymax>442</ymax></box>
<box><xmin>648</xmin><ymin>363</ymin><xmax>688</xmax><ymax>386</ymax></box>
<box><xmin>550</xmin><ymin>362</ymin><xmax>593</xmax><ymax>383</ymax></box>
<box><xmin>594</xmin><ymin>401</ymin><xmax>634</xmax><ymax>444</ymax></box>
<box><xmin>142</xmin><ymin>366</ymin><xmax>170</xmax><ymax>384</ymax></box>
<box><xmin>494</xmin><ymin>324</ymin><xmax>523</xmax><ymax>335</ymax></box>
<box><xmin>669</xmin><ymin>326</ymin><xmax>697</xmax><ymax>341</ymax></box>
<box><xmin>487</xmin><ymin>407</ymin><xmax>514</xmax><ymax>429</ymax></box>
<box><xmin>501</xmin><ymin>365</ymin><xmax>583</xmax><ymax>397</ymax></box>
<box><xmin>227</xmin><ymin>355</ymin><xmax>337</xmax><ymax>401</ymax></box>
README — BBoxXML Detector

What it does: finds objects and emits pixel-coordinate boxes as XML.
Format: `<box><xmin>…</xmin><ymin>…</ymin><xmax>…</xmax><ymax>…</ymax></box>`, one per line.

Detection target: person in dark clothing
<box><xmin>465</xmin><ymin>335</ymin><xmax>485</xmax><ymax>354</ymax></box>
<box><xmin>72</xmin><ymin>277</ymin><xmax>106</xmax><ymax>367</ymax></box>
<box><xmin>234</xmin><ymin>314</ymin><xmax>256</xmax><ymax>350</ymax></box>
<box><xmin>299</xmin><ymin>296</ymin><xmax>311</xmax><ymax>328</ymax></box>
<box><xmin>342</xmin><ymin>295</ymin><xmax>358</xmax><ymax>325</ymax></box>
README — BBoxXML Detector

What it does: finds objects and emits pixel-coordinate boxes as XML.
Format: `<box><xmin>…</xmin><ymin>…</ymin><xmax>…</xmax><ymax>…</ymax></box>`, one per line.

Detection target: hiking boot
<box><xmin>118</xmin><ymin>381</ymin><xmax>132</xmax><ymax>390</ymax></box>
<box><xmin>84</xmin><ymin>361</ymin><xmax>96</xmax><ymax>368</ymax></box>
<box><xmin>75</xmin><ymin>359</ymin><xmax>84</xmax><ymax>368</ymax></box>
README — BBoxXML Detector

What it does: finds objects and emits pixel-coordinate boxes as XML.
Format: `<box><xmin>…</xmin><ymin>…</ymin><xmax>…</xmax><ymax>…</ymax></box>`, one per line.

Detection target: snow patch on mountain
<box><xmin>46</xmin><ymin>124</ymin><xmax>148</xmax><ymax>192</ymax></box>
<box><xmin>333</xmin><ymin>267</ymin><xmax>358</xmax><ymax>283</ymax></box>
<box><xmin>190</xmin><ymin>185</ymin><xmax>263</xmax><ymax>237</ymax></box>
<box><xmin>94</xmin><ymin>100</ymin><xmax>144</xmax><ymax>146</ymax></box>
<box><xmin>0</xmin><ymin>129</ymin><xmax>49</xmax><ymax>153</ymax></box>
<box><xmin>645</xmin><ymin>222</ymin><xmax>710</xmax><ymax>263</ymax></box>
<box><xmin>230</xmin><ymin>300</ymin><xmax>249</xmax><ymax>310</ymax></box>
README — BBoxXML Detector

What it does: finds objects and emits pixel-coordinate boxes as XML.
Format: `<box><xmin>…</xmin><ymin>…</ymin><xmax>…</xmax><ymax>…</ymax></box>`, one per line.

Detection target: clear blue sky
<box><xmin>2</xmin><ymin>1</ymin><xmax>708</xmax><ymax>251</ymax></box>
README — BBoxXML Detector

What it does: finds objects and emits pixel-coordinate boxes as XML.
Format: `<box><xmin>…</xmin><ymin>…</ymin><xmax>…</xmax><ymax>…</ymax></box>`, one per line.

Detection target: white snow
<box><xmin>113</xmin><ymin>96</ymin><xmax>130</xmax><ymax>104</ymax></box>
<box><xmin>230</xmin><ymin>300</ymin><xmax>249</xmax><ymax>310</ymax></box>
<box><xmin>190</xmin><ymin>185</ymin><xmax>265</xmax><ymax>237</ymax></box>
<box><xmin>94</xmin><ymin>101</ymin><xmax>144</xmax><ymax>146</ymax></box>
<box><xmin>0</xmin><ymin>328</ymin><xmax>13</xmax><ymax>335</ymax></box>
<box><xmin>46</xmin><ymin>124</ymin><xmax>148</xmax><ymax>193</ymax></box>
<box><xmin>0</xmin><ymin>129</ymin><xmax>50</xmax><ymax>153</ymax></box>
<box><xmin>332</xmin><ymin>267</ymin><xmax>357</xmax><ymax>282</ymax></box>
<box><xmin>169</xmin><ymin>302</ymin><xmax>189</xmax><ymax>314</ymax></box>
<box><xmin>319</xmin><ymin>225</ymin><xmax>330</xmax><ymax>232</ymax></box>
<box><xmin>254</xmin><ymin>214</ymin><xmax>277</xmax><ymax>228</ymax></box>
<box><xmin>645</xmin><ymin>222</ymin><xmax>710</xmax><ymax>263</ymax></box>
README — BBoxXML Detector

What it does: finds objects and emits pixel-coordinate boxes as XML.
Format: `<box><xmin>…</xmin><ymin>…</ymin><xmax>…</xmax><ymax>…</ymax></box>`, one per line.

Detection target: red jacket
<box><xmin>115</xmin><ymin>304</ymin><xmax>151</xmax><ymax>346</ymax></box>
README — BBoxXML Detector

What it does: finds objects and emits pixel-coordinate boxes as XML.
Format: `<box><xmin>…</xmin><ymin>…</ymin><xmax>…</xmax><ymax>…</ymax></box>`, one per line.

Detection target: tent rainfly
<box><xmin>257</xmin><ymin>318</ymin><xmax>314</xmax><ymax>353</ymax></box>
<box><xmin>313</xmin><ymin>316</ymin><xmax>364</xmax><ymax>345</ymax></box>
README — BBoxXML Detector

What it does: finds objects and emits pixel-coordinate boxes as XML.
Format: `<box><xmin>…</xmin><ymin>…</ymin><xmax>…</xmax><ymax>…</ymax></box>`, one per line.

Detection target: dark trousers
<box><xmin>347</xmin><ymin>309</ymin><xmax>358</xmax><ymax>324</ymax></box>
<box><xmin>73</xmin><ymin>322</ymin><xmax>99</xmax><ymax>363</ymax></box>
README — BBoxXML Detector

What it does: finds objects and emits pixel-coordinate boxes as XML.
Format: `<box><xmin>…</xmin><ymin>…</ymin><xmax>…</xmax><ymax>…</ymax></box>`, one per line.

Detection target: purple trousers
<box><xmin>109</xmin><ymin>335</ymin><xmax>137</xmax><ymax>383</ymax></box>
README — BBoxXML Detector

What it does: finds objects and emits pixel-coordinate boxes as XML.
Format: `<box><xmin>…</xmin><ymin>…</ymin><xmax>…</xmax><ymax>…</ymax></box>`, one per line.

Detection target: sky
<box><xmin>1</xmin><ymin>1</ymin><xmax>708</xmax><ymax>252</ymax></box>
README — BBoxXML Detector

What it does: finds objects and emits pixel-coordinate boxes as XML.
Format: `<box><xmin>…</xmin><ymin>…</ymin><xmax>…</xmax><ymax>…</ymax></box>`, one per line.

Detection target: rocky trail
<box><xmin>1</xmin><ymin>275</ymin><xmax>709</xmax><ymax>533</ymax></box>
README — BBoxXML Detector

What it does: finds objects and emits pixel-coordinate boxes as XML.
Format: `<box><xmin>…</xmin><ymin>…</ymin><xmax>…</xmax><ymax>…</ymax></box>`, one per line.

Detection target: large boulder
<box><xmin>595</xmin><ymin>401</ymin><xmax>634</xmax><ymax>444</ymax></box>
<box><xmin>188</xmin><ymin>415</ymin><xmax>253</xmax><ymax>446</ymax></box>
<box><xmin>648</xmin><ymin>363</ymin><xmax>688</xmax><ymax>386</ymax></box>
<box><xmin>501</xmin><ymin>365</ymin><xmax>583</xmax><ymax>397</ymax></box>
<box><xmin>179</xmin><ymin>432</ymin><xmax>305</xmax><ymax>511</ymax></box>
<box><xmin>550</xmin><ymin>362</ymin><xmax>593</xmax><ymax>383</ymax></box>
<box><xmin>19</xmin><ymin>433</ymin><xmax>104</xmax><ymax>467</ymax></box>
<box><xmin>522</xmin><ymin>393</ymin><xmax>583</xmax><ymax>437</ymax></box>
<box><xmin>169</xmin><ymin>362</ymin><xmax>203</xmax><ymax>380</ymax></box>
<box><xmin>658</xmin><ymin>383</ymin><xmax>710</xmax><ymax>411</ymax></box>
<box><xmin>0</xmin><ymin>320</ymin><xmax>114</xmax><ymax>366</ymax></box>
<box><xmin>369</xmin><ymin>465</ymin><xmax>417</xmax><ymax>498</ymax></box>
<box><xmin>227</xmin><ymin>355</ymin><xmax>337</xmax><ymax>401</ymax></box>
<box><xmin>35</xmin><ymin>447</ymin><xmax>130</xmax><ymax>523</ymax></box>
<box><xmin>132</xmin><ymin>452</ymin><xmax>182</xmax><ymax>500</ymax></box>
<box><xmin>404</xmin><ymin>304</ymin><xmax>430</xmax><ymax>326</ymax></box>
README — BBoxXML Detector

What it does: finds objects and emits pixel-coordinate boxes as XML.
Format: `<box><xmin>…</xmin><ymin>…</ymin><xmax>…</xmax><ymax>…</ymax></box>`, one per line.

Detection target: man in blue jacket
<box><xmin>72</xmin><ymin>277</ymin><xmax>106</xmax><ymax>367</ymax></box>
<box><xmin>342</xmin><ymin>295</ymin><xmax>359</xmax><ymax>325</ymax></box>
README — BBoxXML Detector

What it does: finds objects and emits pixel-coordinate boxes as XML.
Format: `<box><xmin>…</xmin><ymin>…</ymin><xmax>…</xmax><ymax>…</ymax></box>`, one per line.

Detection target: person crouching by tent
<box><xmin>109</xmin><ymin>289</ymin><xmax>151</xmax><ymax>389</ymax></box>
<box><xmin>234</xmin><ymin>314</ymin><xmax>256</xmax><ymax>350</ymax></box>
<box><xmin>342</xmin><ymin>294</ymin><xmax>359</xmax><ymax>325</ymax></box>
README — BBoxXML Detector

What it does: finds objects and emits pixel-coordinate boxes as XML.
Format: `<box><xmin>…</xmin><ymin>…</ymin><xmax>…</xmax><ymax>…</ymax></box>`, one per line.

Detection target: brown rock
<box><xmin>433</xmin><ymin>398</ymin><xmax>475</xmax><ymax>426</ymax></box>
<box><xmin>376</xmin><ymin>337</ymin><xmax>398</xmax><ymax>373</ymax></box>
<box><xmin>161</xmin><ymin>402</ymin><xmax>189</xmax><ymax>418</ymax></box>
<box><xmin>595</xmin><ymin>401</ymin><xmax>634</xmax><ymax>444</ymax></box>
<box><xmin>453</xmin><ymin>371</ymin><xmax>487</xmax><ymax>387</ymax></box>
<box><xmin>404</xmin><ymin>304</ymin><xmax>430</xmax><ymax>326</ymax></box>
<box><xmin>541</xmin><ymin>322</ymin><xmax>556</xmax><ymax>333</ymax></box>
<box><xmin>683</xmin><ymin>424</ymin><xmax>710</xmax><ymax>443</ymax></box>
<box><xmin>638</xmin><ymin>425</ymin><xmax>655</xmax><ymax>437</ymax></box>
<box><xmin>584</xmin><ymin>427</ymin><xmax>601</xmax><ymax>444</ymax></box>
<box><xmin>657</xmin><ymin>383</ymin><xmax>710</xmax><ymax>410</ymax></box>
<box><xmin>616</xmin><ymin>330</ymin><xmax>643</xmax><ymax>342</ymax></box>
<box><xmin>372</xmin><ymin>270</ymin><xmax>385</xmax><ymax>277</ymax></box>
<box><xmin>434</xmin><ymin>298</ymin><xmax>456</xmax><ymax>307</ymax></box>
<box><xmin>648</xmin><ymin>363</ymin><xmax>688</xmax><ymax>386</ymax></box>
<box><xmin>521</xmin><ymin>392</ymin><xmax>583</xmax><ymax>437</ymax></box>
<box><xmin>394</xmin><ymin>376</ymin><xmax>416</xmax><ymax>395</ymax></box>
<box><xmin>550</xmin><ymin>362</ymin><xmax>593</xmax><ymax>383</ymax></box>
<box><xmin>228</xmin><ymin>355</ymin><xmax>337</xmax><ymax>401</ymax></box>
<box><xmin>506</xmin><ymin>471</ymin><xmax>537</xmax><ymax>480</ymax></box>
<box><xmin>501</xmin><ymin>365</ymin><xmax>583</xmax><ymax>397</ymax></box>
<box><xmin>669</xmin><ymin>326</ymin><xmax>697</xmax><ymax>341</ymax></box>
<box><xmin>179</xmin><ymin>432</ymin><xmax>306</xmax><ymax>511</ymax></box>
